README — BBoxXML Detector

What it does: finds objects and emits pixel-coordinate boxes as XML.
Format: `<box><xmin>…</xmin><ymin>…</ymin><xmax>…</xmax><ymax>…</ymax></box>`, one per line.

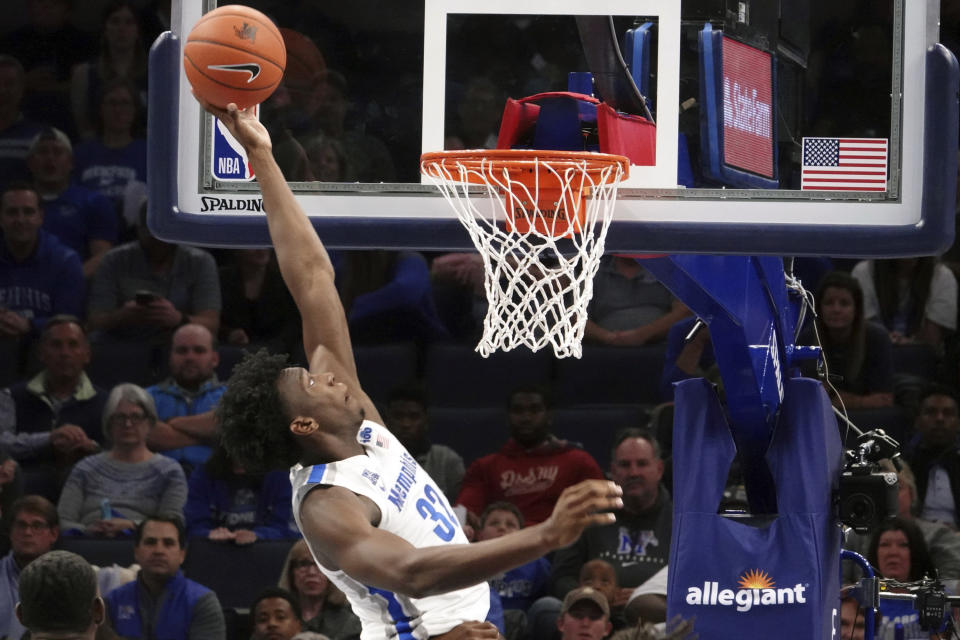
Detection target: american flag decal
<box><xmin>801</xmin><ymin>137</ymin><xmax>888</xmax><ymax>191</ymax></box>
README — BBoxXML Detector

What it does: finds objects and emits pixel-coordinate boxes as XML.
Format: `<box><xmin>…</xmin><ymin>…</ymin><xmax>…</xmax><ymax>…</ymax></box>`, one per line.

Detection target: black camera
<box><xmin>838</xmin><ymin>470</ymin><xmax>898</xmax><ymax>533</ymax></box>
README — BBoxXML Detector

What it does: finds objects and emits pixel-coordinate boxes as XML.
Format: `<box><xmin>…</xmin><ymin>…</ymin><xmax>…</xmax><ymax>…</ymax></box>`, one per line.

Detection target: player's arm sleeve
<box><xmin>548</xmin><ymin>536</ymin><xmax>587</xmax><ymax>598</ymax></box>
<box><xmin>188</xmin><ymin>592</ymin><xmax>226</xmax><ymax>640</ymax></box>
<box><xmin>455</xmin><ymin>458</ymin><xmax>489</xmax><ymax>517</ymax></box>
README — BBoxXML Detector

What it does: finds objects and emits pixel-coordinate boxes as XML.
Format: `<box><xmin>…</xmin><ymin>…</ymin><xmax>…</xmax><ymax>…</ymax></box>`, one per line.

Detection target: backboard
<box><xmin>148</xmin><ymin>0</ymin><xmax>958</xmax><ymax>256</ymax></box>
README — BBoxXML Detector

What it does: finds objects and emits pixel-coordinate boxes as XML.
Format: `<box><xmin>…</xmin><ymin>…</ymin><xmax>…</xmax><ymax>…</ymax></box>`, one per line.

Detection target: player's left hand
<box><xmin>193</xmin><ymin>91</ymin><xmax>271</xmax><ymax>155</ymax></box>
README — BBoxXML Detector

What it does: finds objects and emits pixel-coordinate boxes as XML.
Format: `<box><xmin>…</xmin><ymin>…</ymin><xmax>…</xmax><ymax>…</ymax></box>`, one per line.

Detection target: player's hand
<box><xmin>192</xmin><ymin>91</ymin><xmax>271</xmax><ymax>154</ymax></box>
<box><xmin>436</xmin><ymin>621</ymin><xmax>501</xmax><ymax>640</ymax></box>
<box><xmin>540</xmin><ymin>480</ymin><xmax>622</xmax><ymax>549</ymax></box>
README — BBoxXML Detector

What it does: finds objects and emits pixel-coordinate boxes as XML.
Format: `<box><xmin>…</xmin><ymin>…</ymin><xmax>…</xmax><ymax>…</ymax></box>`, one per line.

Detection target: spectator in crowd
<box><xmin>800</xmin><ymin>271</ymin><xmax>894</xmax><ymax>409</ymax></box>
<box><xmin>0</xmin><ymin>181</ymin><xmax>85</xmax><ymax>338</ymax></box>
<box><xmin>251</xmin><ymin>587</ymin><xmax>323</xmax><ymax>640</ymax></box>
<box><xmin>278</xmin><ymin>539</ymin><xmax>363</xmax><ymax>640</ymax></box>
<box><xmin>184</xmin><ymin>442</ymin><xmax>297</xmax><ymax>543</ymax></box>
<box><xmin>57</xmin><ymin>383</ymin><xmax>187</xmax><ymax>537</ymax></box>
<box><xmin>146</xmin><ymin>323</ymin><xmax>225</xmax><ymax>470</ymax></box>
<box><xmin>0</xmin><ymin>55</ymin><xmax>45</xmax><ymax>189</ymax></box>
<box><xmin>556</xmin><ymin>587</ymin><xmax>612</xmax><ymax>640</ymax></box>
<box><xmin>623</xmin><ymin>565</ymin><xmax>668</xmax><ymax>628</ymax></box>
<box><xmin>659</xmin><ymin>318</ymin><xmax>717</xmax><ymax>402</ymax></box>
<box><xmin>839</xmin><ymin>595</ymin><xmax>868</xmax><ymax>640</ymax></box>
<box><xmin>867</xmin><ymin>517</ymin><xmax>939</xmax><ymax>638</ymax></box>
<box><xmin>551</xmin><ymin>429</ymin><xmax>672</xmax><ymax>602</ymax></box>
<box><xmin>87</xmin><ymin>202</ymin><xmax>221</xmax><ymax>344</ymax></box>
<box><xmin>14</xmin><ymin>549</ymin><xmax>104</xmax><ymax>640</ymax></box>
<box><xmin>303</xmin><ymin>134</ymin><xmax>349</xmax><ymax>182</ymax></box>
<box><xmin>852</xmin><ymin>257</ymin><xmax>958</xmax><ymax>351</ymax></box>
<box><xmin>578</xmin><ymin>560</ymin><xmax>624</xmax><ymax>631</ymax></box>
<box><xmin>585</xmin><ymin>256</ymin><xmax>690</xmax><ymax>346</ymax></box>
<box><xmin>333</xmin><ymin>250</ymin><xmax>449</xmax><ymax>344</ymax></box>
<box><xmin>0</xmin><ymin>315</ymin><xmax>102</xmax><ymax>499</ymax></box>
<box><xmin>70</xmin><ymin>0</ymin><xmax>149</xmax><ymax>141</ymax></box>
<box><xmin>0</xmin><ymin>0</ymin><xmax>95</xmax><ymax>136</ymax></box>
<box><xmin>218</xmin><ymin>248</ymin><xmax>300</xmax><ymax>354</ymax></box>
<box><xmin>0</xmin><ymin>495</ymin><xmax>60</xmax><ymax>640</ymax></box>
<box><xmin>456</xmin><ymin>384</ymin><xmax>605</xmax><ymax>526</ymax></box>
<box><xmin>844</xmin><ymin>460</ymin><xmax>960</xmax><ymax>582</ymax></box>
<box><xmin>905</xmin><ymin>385</ymin><xmax>960</xmax><ymax>528</ymax></box>
<box><xmin>72</xmin><ymin>80</ymin><xmax>147</xmax><ymax>218</ymax></box>
<box><xmin>430</xmin><ymin>251</ymin><xmax>487</xmax><ymax>341</ymax></box>
<box><xmin>385</xmin><ymin>382</ymin><xmax>465</xmax><ymax>501</ymax></box>
<box><xmin>26</xmin><ymin>127</ymin><xmax>117</xmax><ymax>277</ymax></box>
<box><xmin>104</xmin><ymin>516</ymin><xmax>226</xmax><ymax>639</ymax></box>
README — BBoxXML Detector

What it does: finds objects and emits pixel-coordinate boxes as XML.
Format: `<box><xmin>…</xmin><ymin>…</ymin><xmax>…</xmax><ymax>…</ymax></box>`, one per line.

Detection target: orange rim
<box><xmin>421</xmin><ymin>149</ymin><xmax>630</xmax><ymax>181</ymax></box>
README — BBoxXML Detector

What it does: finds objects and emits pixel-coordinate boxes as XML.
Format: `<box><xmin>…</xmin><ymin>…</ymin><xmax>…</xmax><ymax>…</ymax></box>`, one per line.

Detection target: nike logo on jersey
<box><xmin>207</xmin><ymin>63</ymin><xmax>261</xmax><ymax>83</ymax></box>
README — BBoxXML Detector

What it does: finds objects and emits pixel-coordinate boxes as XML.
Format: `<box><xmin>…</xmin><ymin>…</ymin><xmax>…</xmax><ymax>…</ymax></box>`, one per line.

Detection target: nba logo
<box><xmin>211</xmin><ymin>104</ymin><xmax>258</xmax><ymax>181</ymax></box>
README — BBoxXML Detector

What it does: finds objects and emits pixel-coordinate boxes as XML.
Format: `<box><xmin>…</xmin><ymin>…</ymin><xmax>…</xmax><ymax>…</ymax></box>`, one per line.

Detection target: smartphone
<box><xmin>135</xmin><ymin>291</ymin><xmax>158</xmax><ymax>305</ymax></box>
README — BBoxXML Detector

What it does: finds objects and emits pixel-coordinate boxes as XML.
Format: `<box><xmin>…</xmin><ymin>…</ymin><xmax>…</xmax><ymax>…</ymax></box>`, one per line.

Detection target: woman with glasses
<box><xmin>56</xmin><ymin>384</ymin><xmax>187</xmax><ymax>537</ymax></box>
<box><xmin>277</xmin><ymin>539</ymin><xmax>362</xmax><ymax>640</ymax></box>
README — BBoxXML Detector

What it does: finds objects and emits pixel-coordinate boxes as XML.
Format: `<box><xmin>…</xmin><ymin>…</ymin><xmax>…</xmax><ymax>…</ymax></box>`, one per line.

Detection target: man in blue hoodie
<box><xmin>0</xmin><ymin>182</ymin><xmax>84</xmax><ymax>340</ymax></box>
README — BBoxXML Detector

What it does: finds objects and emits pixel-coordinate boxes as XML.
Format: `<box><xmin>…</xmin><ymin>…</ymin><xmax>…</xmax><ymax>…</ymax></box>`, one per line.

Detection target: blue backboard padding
<box><xmin>149</xmin><ymin>30</ymin><xmax>958</xmax><ymax>257</ymax></box>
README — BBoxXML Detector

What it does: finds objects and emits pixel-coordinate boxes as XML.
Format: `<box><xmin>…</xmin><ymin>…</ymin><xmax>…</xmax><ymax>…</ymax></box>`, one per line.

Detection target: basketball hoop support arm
<box><xmin>641</xmin><ymin>254</ymin><xmax>820</xmax><ymax>514</ymax></box>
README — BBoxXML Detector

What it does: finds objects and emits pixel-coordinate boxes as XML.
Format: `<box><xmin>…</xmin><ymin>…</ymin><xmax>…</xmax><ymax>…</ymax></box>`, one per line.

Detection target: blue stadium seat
<box><xmin>353</xmin><ymin>342</ymin><xmax>420</xmax><ymax>404</ymax></box>
<box><xmin>58</xmin><ymin>537</ymin><xmax>136</xmax><ymax>569</ymax></box>
<box><xmin>551</xmin><ymin>405</ymin><xmax>649</xmax><ymax>470</ymax></box>
<box><xmin>428</xmin><ymin>407</ymin><xmax>506</xmax><ymax>466</ymax></box>
<box><xmin>424</xmin><ymin>343</ymin><xmax>552</xmax><ymax>407</ymax></box>
<box><xmin>553</xmin><ymin>345</ymin><xmax>666</xmax><ymax>406</ymax></box>
<box><xmin>182</xmin><ymin>538</ymin><xmax>296</xmax><ymax>609</ymax></box>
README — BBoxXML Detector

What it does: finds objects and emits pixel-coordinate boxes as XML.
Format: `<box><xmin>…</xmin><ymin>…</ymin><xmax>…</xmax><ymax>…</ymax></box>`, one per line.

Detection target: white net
<box><xmin>421</xmin><ymin>150</ymin><xmax>628</xmax><ymax>358</ymax></box>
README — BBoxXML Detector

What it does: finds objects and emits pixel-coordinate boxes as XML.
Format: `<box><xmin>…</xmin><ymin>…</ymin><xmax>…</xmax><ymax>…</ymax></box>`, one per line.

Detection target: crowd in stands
<box><xmin>1</xmin><ymin>1</ymin><xmax>960</xmax><ymax>639</ymax></box>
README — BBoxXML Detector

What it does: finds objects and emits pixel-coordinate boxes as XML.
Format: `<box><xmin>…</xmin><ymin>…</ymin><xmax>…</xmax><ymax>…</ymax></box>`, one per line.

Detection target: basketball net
<box><xmin>421</xmin><ymin>150</ymin><xmax>629</xmax><ymax>358</ymax></box>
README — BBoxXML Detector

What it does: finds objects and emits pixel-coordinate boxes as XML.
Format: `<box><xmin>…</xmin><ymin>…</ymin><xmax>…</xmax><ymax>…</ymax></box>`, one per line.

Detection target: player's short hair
<box><xmin>480</xmin><ymin>501</ymin><xmax>524</xmax><ymax>529</ymax></box>
<box><xmin>135</xmin><ymin>515</ymin><xmax>186</xmax><ymax>548</ymax></box>
<box><xmin>17</xmin><ymin>550</ymin><xmax>98</xmax><ymax>633</ymax></box>
<box><xmin>251</xmin><ymin>586</ymin><xmax>303</xmax><ymax>621</ymax></box>
<box><xmin>217</xmin><ymin>348</ymin><xmax>301</xmax><ymax>471</ymax></box>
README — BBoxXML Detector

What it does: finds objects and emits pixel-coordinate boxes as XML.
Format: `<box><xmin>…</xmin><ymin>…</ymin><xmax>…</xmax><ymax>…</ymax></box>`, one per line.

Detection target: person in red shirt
<box><xmin>456</xmin><ymin>385</ymin><xmax>605</xmax><ymax>526</ymax></box>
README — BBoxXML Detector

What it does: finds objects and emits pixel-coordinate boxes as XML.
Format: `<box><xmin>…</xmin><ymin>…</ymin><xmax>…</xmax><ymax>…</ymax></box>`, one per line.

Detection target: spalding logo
<box><xmin>233</xmin><ymin>22</ymin><xmax>258</xmax><ymax>43</ymax></box>
<box><xmin>359</xmin><ymin>427</ymin><xmax>373</xmax><ymax>443</ymax></box>
<box><xmin>685</xmin><ymin>569</ymin><xmax>807</xmax><ymax>613</ymax></box>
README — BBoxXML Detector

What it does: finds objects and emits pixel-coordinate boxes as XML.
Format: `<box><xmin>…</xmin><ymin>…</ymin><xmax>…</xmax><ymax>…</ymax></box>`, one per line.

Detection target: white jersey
<box><xmin>291</xmin><ymin>420</ymin><xmax>490</xmax><ymax>640</ymax></box>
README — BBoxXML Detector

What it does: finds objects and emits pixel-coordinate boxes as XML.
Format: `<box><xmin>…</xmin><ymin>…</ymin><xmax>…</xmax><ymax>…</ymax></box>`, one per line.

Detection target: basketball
<box><xmin>183</xmin><ymin>5</ymin><xmax>286</xmax><ymax>109</ymax></box>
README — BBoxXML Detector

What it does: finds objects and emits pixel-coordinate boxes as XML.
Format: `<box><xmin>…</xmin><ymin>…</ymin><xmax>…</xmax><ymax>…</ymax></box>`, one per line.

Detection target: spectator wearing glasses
<box><xmin>277</xmin><ymin>539</ymin><xmax>362</xmax><ymax>640</ymax></box>
<box><xmin>56</xmin><ymin>383</ymin><xmax>187</xmax><ymax>537</ymax></box>
<box><xmin>0</xmin><ymin>495</ymin><xmax>60</xmax><ymax>640</ymax></box>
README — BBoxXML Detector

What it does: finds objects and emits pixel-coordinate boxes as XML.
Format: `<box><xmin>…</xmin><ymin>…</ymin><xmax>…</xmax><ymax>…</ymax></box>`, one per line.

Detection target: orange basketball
<box><xmin>183</xmin><ymin>5</ymin><xmax>286</xmax><ymax>109</ymax></box>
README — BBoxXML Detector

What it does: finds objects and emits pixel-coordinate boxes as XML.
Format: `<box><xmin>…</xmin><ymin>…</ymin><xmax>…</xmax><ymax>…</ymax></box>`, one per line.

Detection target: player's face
<box><xmin>253</xmin><ymin>597</ymin><xmax>302</xmax><ymax>640</ymax></box>
<box><xmin>579</xmin><ymin>562</ymin><xmax>617</xmax><ymax>605</ymax></box>
<box><xmin>386</xmin><ymin>399</ymin><xmax>427</xmax><ymax>447</ymax></box>
<box><xmin>507</xmin><ymin>392</ymin><xmax>550</xmax><ymax>447</ymax></box>
<box><xmin>876</xmin><ymin>529</ymin><xmax>911</xmax><ymax>581</ymax></box>
<box><xmin>609</xmin><ymin>437</ymin><xmax>663</xmax><ymax>512</ymax></box>
<box><xmin>168</xmin><ymin>325</ymin><xmax>219</xmax><ymax>389</ymax></box>
<box><xmin>840</xmin><ymin>599</ymin><xmax>866</xmax><ymax>640</ymax></box>
<box><xmin>478</xmin><ymin>509</ymin><xmax>521</xmax><ymax>541</ymax></box>
<box><xmin>915</xmin><ymin>394</ymin><xmax>960</xmax><ymax>449</ymax></box>
<box><xmin>0</xmin><ymin>189</ymin><xmax>43</xmax><ymax>247</ymax></box>
<box><xmin>276</xmin><ymin>367</ymin><xmax>364</xmax><ymax>432</ymax></box>
<box><xmin>557</xmin><ymin>603</ymin><xmax>611</xmax><ymax>640</ymax></box>
<box><xmin>134</xmin><ymin>521</ymin><xmax>186</xmax><ymax>580</ymax></box>
<box><xmin>820</xmin><ymin>286</ymin><xmax>857</xmax><ymax>332</ymax></box>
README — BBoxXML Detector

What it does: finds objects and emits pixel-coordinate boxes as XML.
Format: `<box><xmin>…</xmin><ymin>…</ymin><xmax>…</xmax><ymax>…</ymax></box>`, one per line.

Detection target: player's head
<box><xmin>219</xmin><ymin>349</ymin><xmax>365</xmax><ymax>471</ymax></box>
<box><xmin>16</xmin><ymin>550</ymin><xmax>103</xmax><ymax>639</ymax></box>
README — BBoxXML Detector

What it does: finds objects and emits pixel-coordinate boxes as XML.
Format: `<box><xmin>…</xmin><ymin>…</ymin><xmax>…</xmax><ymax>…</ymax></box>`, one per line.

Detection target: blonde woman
<box><xmin>278</xmin><ymin>540</ymin><xmax>361</xmax><ymax>640</ymax></box>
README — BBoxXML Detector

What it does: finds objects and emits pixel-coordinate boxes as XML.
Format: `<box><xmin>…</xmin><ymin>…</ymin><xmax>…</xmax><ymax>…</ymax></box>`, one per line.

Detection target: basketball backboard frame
<box><xmin>148</xmin><ymin>0</ymin><xmax>958</xmax><ymax>256</ymax></box>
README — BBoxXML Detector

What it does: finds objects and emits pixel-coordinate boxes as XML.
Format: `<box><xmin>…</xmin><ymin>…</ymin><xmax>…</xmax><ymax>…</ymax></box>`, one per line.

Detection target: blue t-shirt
<box><xmin>489</xmin><ymin>557</ymin><xmax>551</xmax><ymax>611</ymax></box>
<box><xmin>40</xmin><ymin>183</ymin><xmax>117</xmax><ymax>258</ymax></box>
<box><xmin>73</xmin><ymin>139</ymin><xmax>147</xmax><ymax>207</ymax></box>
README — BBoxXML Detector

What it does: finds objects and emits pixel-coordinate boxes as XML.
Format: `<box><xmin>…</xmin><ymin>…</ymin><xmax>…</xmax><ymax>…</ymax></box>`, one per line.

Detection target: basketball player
<box><xmin>198</xmin><ymin>96</ymin><xmax>623</xmax><ymax>640</ymax></box>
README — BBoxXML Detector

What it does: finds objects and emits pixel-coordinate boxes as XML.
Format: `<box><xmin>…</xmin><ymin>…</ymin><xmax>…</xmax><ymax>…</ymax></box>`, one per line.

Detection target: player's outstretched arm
<box><xmin>196</xmin><ymin>97</ymin><xmax>357</xmax><ymax>378</ymax></box>
<box><xmin>301</xmin><ymin>480</ymin><xmax>622</xmax><ymax>598</ymax></box>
